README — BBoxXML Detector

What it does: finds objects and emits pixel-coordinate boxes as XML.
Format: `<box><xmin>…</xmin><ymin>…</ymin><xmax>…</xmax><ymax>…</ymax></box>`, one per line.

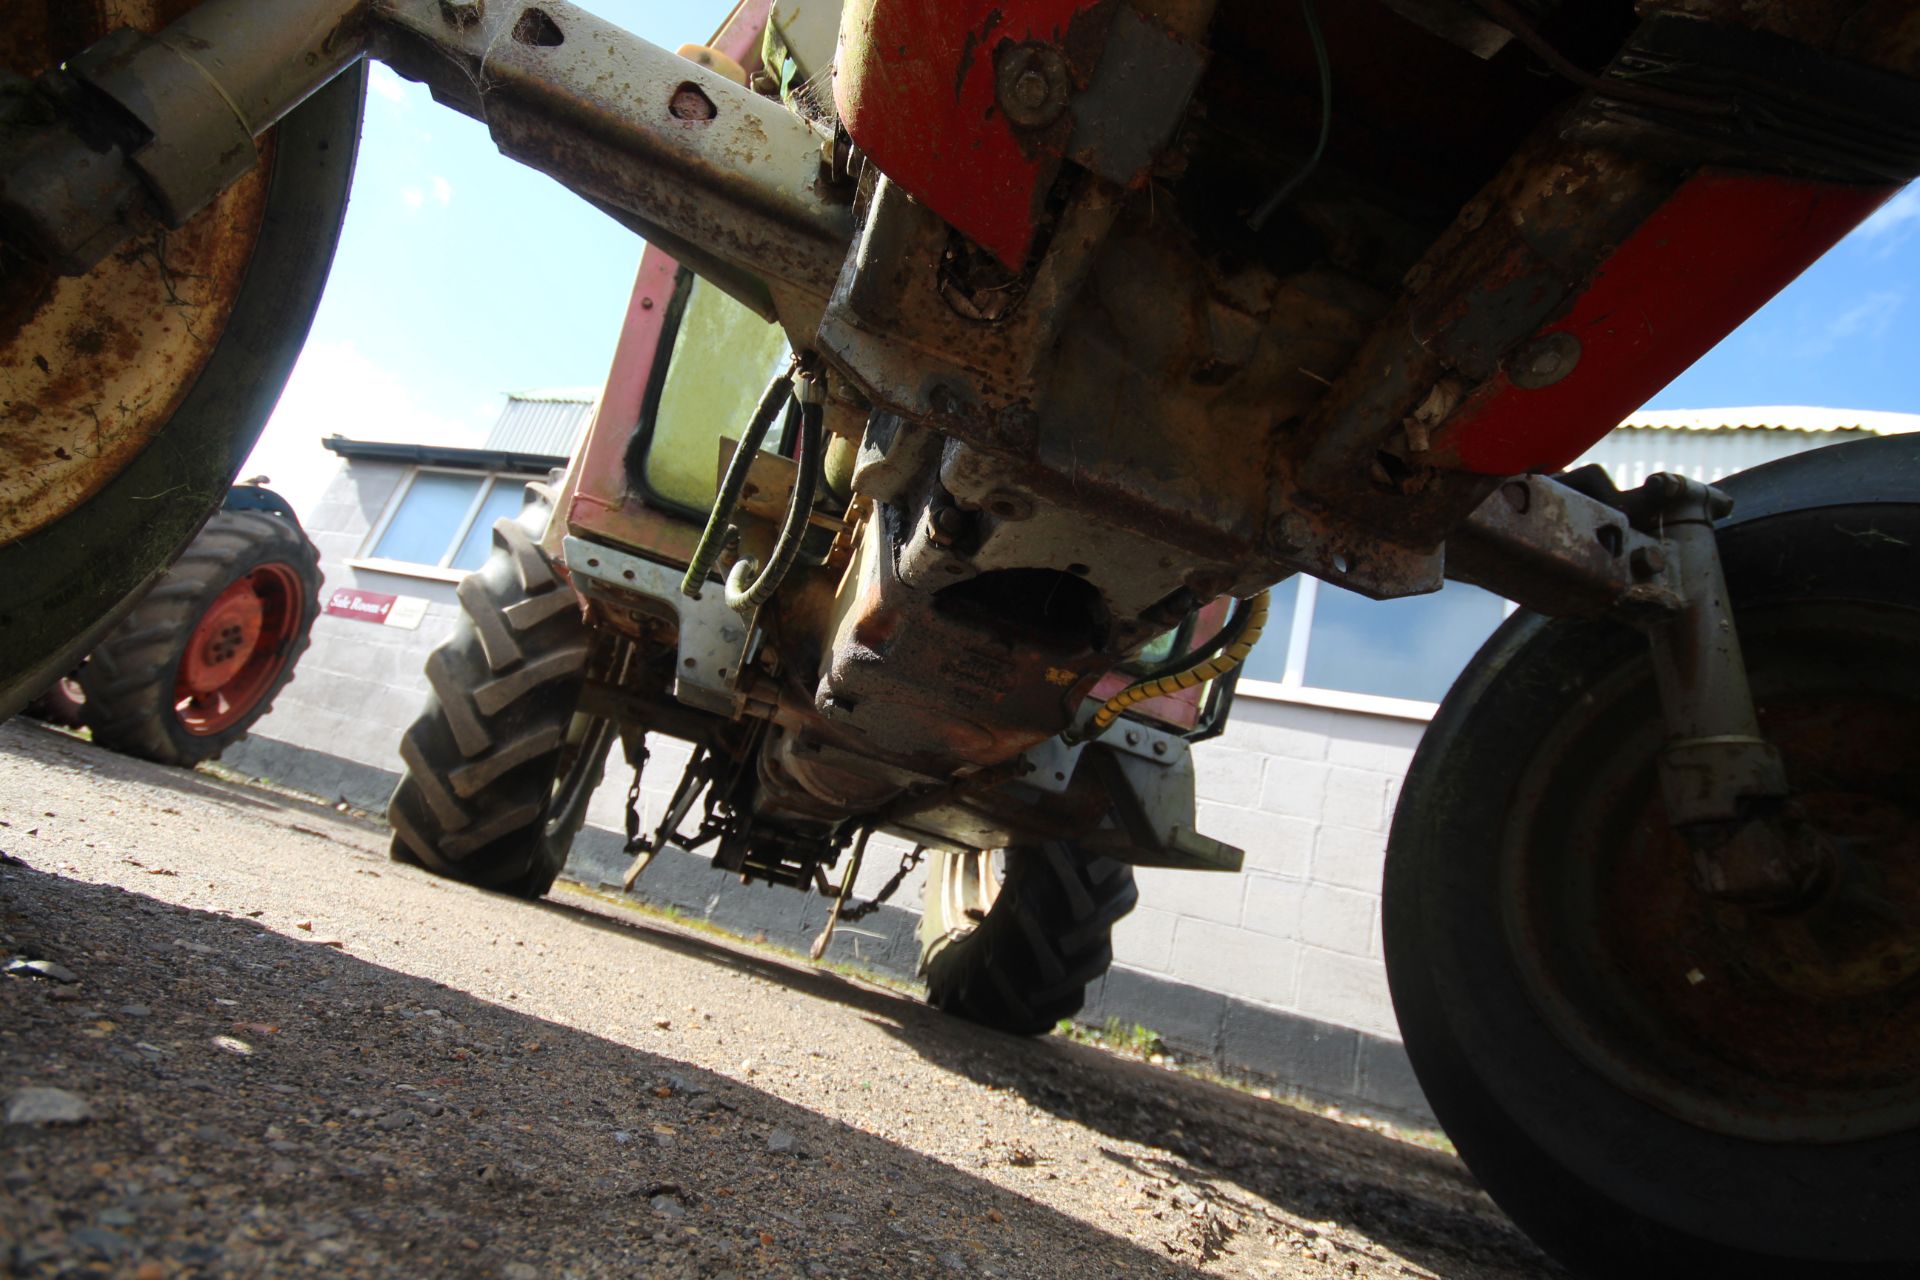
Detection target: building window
<box><xmin>366</xmin><ymin>468</ymin><xmax>536</xmax><ymax>572</ymax></box>
<box><xmin>1238</xmin><ymin>574</ymin><xmax>1510</xmax><ymax>710</ymax></box>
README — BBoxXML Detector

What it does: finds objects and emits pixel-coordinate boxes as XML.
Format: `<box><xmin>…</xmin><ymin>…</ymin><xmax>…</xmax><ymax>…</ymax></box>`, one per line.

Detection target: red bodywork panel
<box><xmin>835</xmin><ymin>0</ymin><xmax>1104</xmax><ymax>269</ymax></box>
<box><xmin>1438</xmin><ymin>171</ymin><xmax>1898</xmax><ymax>475</ymax></box>
<box><xmin>567</xmin><ymin>5</ymin><xmax>772</xmax><ymax>564</ymax></box>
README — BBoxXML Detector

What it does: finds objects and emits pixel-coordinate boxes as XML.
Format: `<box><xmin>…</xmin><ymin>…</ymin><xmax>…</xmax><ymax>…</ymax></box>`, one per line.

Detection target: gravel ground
<box><xmin>0</xmin><ymin>718</ymin><xmax>1560</xmax><ymax>1279</ymax></box>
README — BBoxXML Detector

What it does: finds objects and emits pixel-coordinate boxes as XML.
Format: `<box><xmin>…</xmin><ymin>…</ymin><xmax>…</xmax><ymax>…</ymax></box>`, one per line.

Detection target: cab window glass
<box><xmin>642</xmin><ymin>275</ymin><xmax>791</xmax><ymax>513</ymax></box>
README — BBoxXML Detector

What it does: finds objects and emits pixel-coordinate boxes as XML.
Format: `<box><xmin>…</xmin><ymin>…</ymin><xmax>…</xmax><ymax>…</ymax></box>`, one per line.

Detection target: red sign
<box><xmin>325</xmin><ymin>586</ymin><xmax>397</xmax><ymax>623</ymax></box>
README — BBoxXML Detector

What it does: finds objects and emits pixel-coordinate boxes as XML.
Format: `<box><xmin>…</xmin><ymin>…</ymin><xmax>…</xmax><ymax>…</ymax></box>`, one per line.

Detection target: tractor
<box><xmin>5</xmin><ymin>1</ymin><xmax>1920</xmax><ymax>1273</ymax></box>
<box><xmin>26</xmin><ymin>480</ymin><xmax>322</xmax><ymax>765</ymax></box>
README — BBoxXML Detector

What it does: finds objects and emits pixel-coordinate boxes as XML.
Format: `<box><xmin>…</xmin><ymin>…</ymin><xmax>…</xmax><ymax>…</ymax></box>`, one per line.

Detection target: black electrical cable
<box><xmin>724</xmin><ymin>390</ymin><xmax>823</xmax><ymax>612</ymax></box>
<box><xmin>680</xmin><ymin>367</ymin><xmax>794</xmax><ymax>599</ymax></box>
<box><xmin>1471</xmin><ymin>0</ymin><xmax>1736</xmax><ymax>117</ymax></box>
<box><xmin>1140</xmin><ymin>591</ymin><xmax>1262</xmax><ymax>683</ymax></box>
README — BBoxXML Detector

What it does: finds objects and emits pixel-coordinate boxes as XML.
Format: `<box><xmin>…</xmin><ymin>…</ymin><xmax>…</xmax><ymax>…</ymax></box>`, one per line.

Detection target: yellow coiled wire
<box><xmin>1085</xmin><ymin>589</ymin><xmax>1271</xmax><ymax>737</ymax></box>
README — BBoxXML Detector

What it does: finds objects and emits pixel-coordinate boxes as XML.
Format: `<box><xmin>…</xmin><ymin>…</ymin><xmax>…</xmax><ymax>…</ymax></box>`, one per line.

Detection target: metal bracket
<box><xmin>1448</xmin><ymin>472</ymin><xmax>1682</xmax><ymax>620</ymax></box>
<box><xmin>1078</xmin><ymin>744</ymin><xmax>1243</xmax><ymax>872</ymax></box>
<box><xmin>562</xmin><ymin>536</ymin><xmax>751</xmax><ymax>717</ymax></box>
<box><xmin>1449</xmin><ymin>469</ymin><xmax>1818</xmax><ymax>904</ymax></box>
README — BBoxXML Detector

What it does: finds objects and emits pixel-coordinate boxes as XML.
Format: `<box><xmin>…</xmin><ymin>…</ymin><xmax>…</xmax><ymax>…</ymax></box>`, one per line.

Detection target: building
<box><xmin>224</xmin><ymin>401</ymin><xmax>1917</xmax><ymax>1120</ymax></box>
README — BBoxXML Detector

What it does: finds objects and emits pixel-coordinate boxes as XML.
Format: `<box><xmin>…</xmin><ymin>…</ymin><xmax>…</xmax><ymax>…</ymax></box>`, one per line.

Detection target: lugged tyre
<box><xmin>78</xmin><ymin>509</ymin><xmax>321</xmax><ymax>766</ymax></box>
<box><xmin>1385</xmin><ymin>476</ymin><xmax>1920</xmax><ymax>1277</ymax></box>
<box><xmin>386</xmin><ymin>496</ymin><xmax>604</xmax><ymax>900</ymax></box>
<box><xmin>919</xmin><ymin>843</ymin><xmax>1138</xmax><ymax>1035</ymax></box>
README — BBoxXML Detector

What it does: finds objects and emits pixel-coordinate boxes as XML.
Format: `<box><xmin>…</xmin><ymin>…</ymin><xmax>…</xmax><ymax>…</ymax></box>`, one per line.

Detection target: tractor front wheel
<box><xmin>1384</xmin><ymin>494</ymin><xmax>1920</xmax><ymax>1276</ymax></box>
<box><xmin>919</xmin><ymin>843</ymin><xmax>1137</xmax><ymax>1035</ymax></box>
<box><xmin>386</xmin><ymin>496</ymin><xmax>605</xmax><ymax>899</ymax></box>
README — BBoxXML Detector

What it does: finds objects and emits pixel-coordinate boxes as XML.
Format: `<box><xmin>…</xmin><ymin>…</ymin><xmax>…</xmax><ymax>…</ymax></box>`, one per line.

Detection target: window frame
<box><xmin>348</xmin><ymin>464</ymin><xmax>542</xmax><ymax>582</ymax></box>
<box><xmin>623</xmin><ymin>265</ymin><xmax>796</xmax><ymax>524</ymax></box>
<box><xmin>1236</xmin><ymin>575</ymin><xmax>1519</xmax><ymax>721</ymax></box>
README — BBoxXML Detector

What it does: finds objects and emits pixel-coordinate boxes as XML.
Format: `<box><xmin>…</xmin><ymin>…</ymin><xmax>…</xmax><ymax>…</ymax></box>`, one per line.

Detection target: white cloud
<box><xmin>242</xmin><ymin>340</ymin><xmax>496</xmax><ymax>518</ymax></box>
<box><xmin>1860</xmin><ymin>185</ymin><xmax>1920</xmax><ymax>239</ymax></box>
<box><xmin>1855</xmin><ymin>185</ymin><xmax>1920</xmax><ymax>258</ymax></box>
<box><xmin>431</xmin><ymin>175</ymin><xmax>454</xmax><ymax>206</ymax></box>
<box><xmin>1797</xmin><ymin>289</ymin><xmax>1904</xmax><ymax>359</ymax></box>
<box><xmin>400</xmin><ymin>185</ymin><xmax>425</xmax><ymax>211</ymax></box>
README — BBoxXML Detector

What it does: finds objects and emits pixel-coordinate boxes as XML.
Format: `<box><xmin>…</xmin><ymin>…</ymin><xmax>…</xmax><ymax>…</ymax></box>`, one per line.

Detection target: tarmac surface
<box><xmin>0</xmin><ymin>717</ymin><xmax>1560</xmax><ymax>1278</ymax></box>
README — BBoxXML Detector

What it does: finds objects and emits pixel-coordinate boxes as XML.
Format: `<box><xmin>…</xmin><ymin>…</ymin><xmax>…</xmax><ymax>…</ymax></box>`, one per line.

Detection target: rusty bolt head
<box><xmin>1630</xmin><ymin>545</ymin><xmax>1667</xmax><ymax>579</ymax></box>
<box><xmin>996</xmin><ymin>43</ymin><xmax>1071</xmax><ymax>129</ymax></box>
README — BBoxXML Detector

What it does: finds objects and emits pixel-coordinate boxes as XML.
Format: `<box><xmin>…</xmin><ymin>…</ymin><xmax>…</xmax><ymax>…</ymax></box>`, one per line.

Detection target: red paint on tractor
<box><xmin>568</xmin><ymin>247</ymin><xmax>680</xmax><ymax>538</ymax></box>
<box><xmin>1439</xmin><ymin>171</ymin><xmax>1897</xmax><ymax>476</ymax></box>
<box><xmin>834</xmin><ymin>0</ymin><xmax>1103</xmax><ymax>269</ymax></box>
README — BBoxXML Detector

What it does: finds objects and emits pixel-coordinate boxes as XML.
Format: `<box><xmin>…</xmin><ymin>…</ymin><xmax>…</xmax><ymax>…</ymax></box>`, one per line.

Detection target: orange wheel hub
<box><xmin>173</xmin><ymin>562</ymin><xmax>304</xmax><ymax>735</ymax></box>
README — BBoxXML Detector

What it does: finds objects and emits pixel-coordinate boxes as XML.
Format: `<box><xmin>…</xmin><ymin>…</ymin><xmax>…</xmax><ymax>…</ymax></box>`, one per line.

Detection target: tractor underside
<box><xmin>542</xmin><ymin>0</ymin><xmax>1918</xmax><ymax>878</ymax></box>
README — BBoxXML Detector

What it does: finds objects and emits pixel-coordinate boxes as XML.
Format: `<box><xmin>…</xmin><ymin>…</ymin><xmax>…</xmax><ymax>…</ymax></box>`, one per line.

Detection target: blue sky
<box><xmin>245</xmin><ymin>14</ymin><xmax>1920</xmax><ymax>514</ymax></box>
<box><xmin>1651</xmin><ymin>184</ymin><xmax>1920</xmax><ymax>411</ymax></box>
<box><xmin>245</xmin><ymin>0</ymin><xmax>737</xmax><ymax>512</ymax></box>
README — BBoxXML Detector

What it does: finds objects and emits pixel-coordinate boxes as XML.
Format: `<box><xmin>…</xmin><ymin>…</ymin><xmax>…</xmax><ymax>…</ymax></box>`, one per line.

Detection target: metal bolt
<box><xmin>1630</xmin><ymin>545</ymin><xmax>1667</xmax><ymax>579</ymax></box>
<box><xmin>1501</xmin><ymin>480</ymin><xmax>1531</xmax><ymax>514</ymax></box>
<box><xmin>1509</xmin><ymin>333</ymin><xmax>1582</xmax><ymax>390</ymax></box>
<box><xmin>1125</xmin><ymin>730</ymin><xmax>1141</xmax><ymax>746</ymax></box>
<box><xmin>995</xmin><ymin>43</ymin><xmax>1070</xmax><ymax>129</ymax></box>
<box><xmin>1151</xmin><ymin>740</ymin><xmax>1168</xmax><ymax>757</ymax></box>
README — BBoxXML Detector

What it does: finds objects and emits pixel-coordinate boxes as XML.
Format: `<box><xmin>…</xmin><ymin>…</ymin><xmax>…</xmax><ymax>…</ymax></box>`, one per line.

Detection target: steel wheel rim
<box><xmin>1</xmin><ymin>2</ymin><xmax>275</xmax><ymax>544</ymax></box>
<box><xmin>173</xmin><ymin>562</ymin><xmax>304</xmax><ymax>736</ymax></box>
<box><xmin>938</xmin><ymin>847</ymin><xmax>1006</xmax><ymax>937</ymax></box>
<box><xmin>546</xmin><ymin>714</ymin><xmax>613</xmax><ymax>840</ymax></box>
<box><xmin>1500</xmin><ymin>599</ymin><xmax>1920</xmax><ymax>1144</ymax></box>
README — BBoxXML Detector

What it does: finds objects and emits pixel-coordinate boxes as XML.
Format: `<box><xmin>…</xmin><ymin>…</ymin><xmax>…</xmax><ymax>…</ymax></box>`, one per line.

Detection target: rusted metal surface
<box><xmin>1446</xmin><ymin>472</ymin><xmax>1681</xmax><ymax>620</ymax></box>
<box><xmin>832</xmin><ymin>0</ymin><xmax>1112</xmax><ymax>269</ymax></box>
<box><xmin>1</xmin><ymin>0</ymin><xmax>274</xmax><ymax>546</ymax></box>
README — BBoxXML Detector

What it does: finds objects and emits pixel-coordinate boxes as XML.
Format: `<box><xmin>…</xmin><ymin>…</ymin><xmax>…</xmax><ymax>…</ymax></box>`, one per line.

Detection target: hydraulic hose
<box><xmin>724</xmin><ymin>387</ymin><xmax>823</xmax><ymax>613</ymax></box>
<box><xmin>1081</xmin><ymin>589</ymin><xmax>1271</xmax><ymax>739</ymax></box>
<box><xmin>680</xmin><ymin>368</ymin><xmax>795</xmax><ymax>599</ymax></box>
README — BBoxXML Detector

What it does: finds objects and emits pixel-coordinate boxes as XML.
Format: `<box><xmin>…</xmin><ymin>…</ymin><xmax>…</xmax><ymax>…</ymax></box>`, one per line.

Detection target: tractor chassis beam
<box><xmin>1</xmin><ymin>0</ymin><xmax>853</xmax><ymax>300</ymax></box>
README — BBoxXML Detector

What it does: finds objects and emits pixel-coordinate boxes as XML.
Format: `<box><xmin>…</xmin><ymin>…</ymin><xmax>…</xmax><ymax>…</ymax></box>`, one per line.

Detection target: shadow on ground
<box><xmin>529</xmin><ymin>892</ymin><xmax>1559</xmax><ymax>1279</ymax></box>
<box><xmin>0</xmin><ymin>859</ymin><xmax>1209</xmax><ymax>1279</ymax></box>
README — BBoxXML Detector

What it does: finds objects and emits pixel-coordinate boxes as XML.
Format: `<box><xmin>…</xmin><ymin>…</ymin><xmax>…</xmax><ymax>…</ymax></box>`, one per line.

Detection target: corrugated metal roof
<box><xmin>1619</xmin><ymin>405</ymin><xmax>1920</xmax><ymax>435</ymax></box>
<box><xmin>484</xmin><ymin>389</ymin><xmax>598</xmax><ymax>458</ymax></box>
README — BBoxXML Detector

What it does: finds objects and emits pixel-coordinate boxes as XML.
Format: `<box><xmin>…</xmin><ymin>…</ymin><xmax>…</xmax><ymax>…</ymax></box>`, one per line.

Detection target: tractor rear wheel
<box><xmin>76</xmin><ymin>509</ymin><xmax>321</xmax><ymax>765</ymax></box>
<box><xmin>919</xmin><ymin>843</ymin><xmax>1137</xmax><ymax>1035</ymax></box>
<box><xmin>386</xmin><ymin>497</ymin><xmax>605</xmax><ymax>899</ymax></box>
<box><xmin>1384</xmin><ymin>496</ymin><xmax>1920</xmax><ymax>1277</ymax></box>
<box><xmin>0</xmin><ymin>6</ymin><xmax>363</xmax><ymax>718</ymax></box>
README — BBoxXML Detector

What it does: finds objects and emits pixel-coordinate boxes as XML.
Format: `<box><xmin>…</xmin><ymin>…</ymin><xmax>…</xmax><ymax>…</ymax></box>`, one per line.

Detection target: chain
<box><xmin>839</xmin><ymin>845</ymin><xmax>926</xmax><ymax>923</ymax></box>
